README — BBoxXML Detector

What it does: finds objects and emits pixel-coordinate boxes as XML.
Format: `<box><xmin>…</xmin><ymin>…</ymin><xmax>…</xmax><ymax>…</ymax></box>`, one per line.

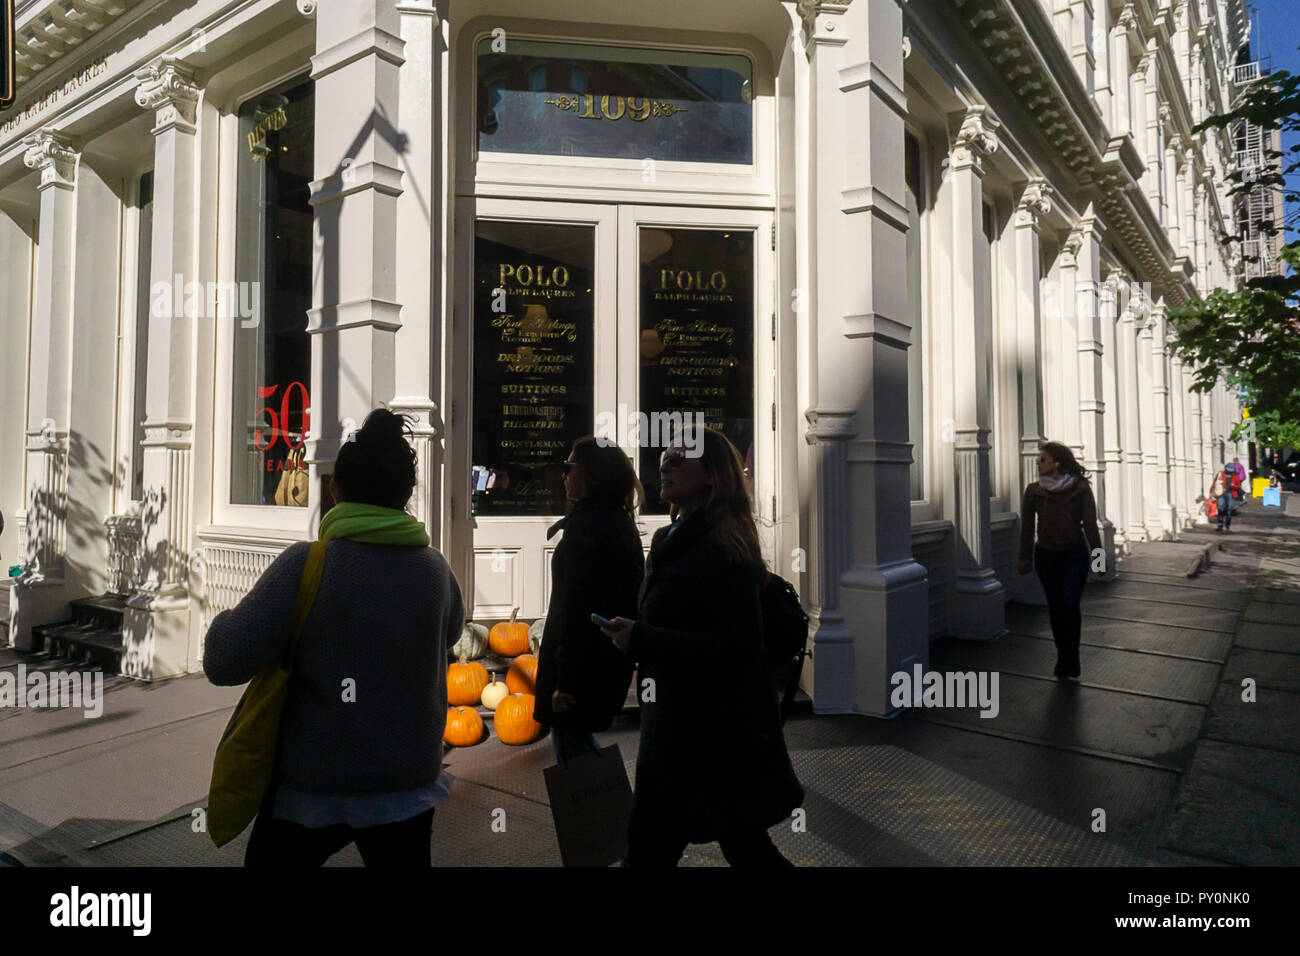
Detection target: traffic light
<box><xmin>1</xmin><ymin>0</ymin><xmax>14</xmax><ymax>111</ymax></box>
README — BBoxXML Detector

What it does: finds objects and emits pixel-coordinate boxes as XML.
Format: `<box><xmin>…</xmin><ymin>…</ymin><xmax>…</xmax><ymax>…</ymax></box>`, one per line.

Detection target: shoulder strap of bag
<box><xmin>281</xmin><ymin>540</ymin><xmax>328</xmax><ymax>669</ymax></box>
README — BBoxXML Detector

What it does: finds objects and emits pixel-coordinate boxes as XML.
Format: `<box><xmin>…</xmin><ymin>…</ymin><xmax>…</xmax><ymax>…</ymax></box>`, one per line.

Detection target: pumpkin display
<box><xmin>444</xmin><ymin>706</ymin><xmax>484</xmax><ymax>747</ymax></box>
<box><xmin>528</xmin><ymin>617</ymin><xmax>546</xmax><ymax>654</ymax></box>
<box><xmin>480</xmin><ymin>673</ymin><xmax>510</xmax><ymax>711</ymax></box>
<box><xmin>489</xmin><ymin>607</ymin><xmax>530</xmax><ymax>657</ymax></box>
<box><xmin>505</xmin><ymin>653</ymin><xmax>539</xmax><ymax>695</ymax></box>
<box><xmin>494</xmin><ymin>694</ymin><xmax>544</xmax><ymax>745</ymax></box>
<box><xmin>452</xmin><ymin>622</ymin><xmax>490</xmax><ymax>660</ymax></box>
<box><xmin>447</xmin><ymin>656</ymin><xmax>489</xmax><ymax>706</ymax></box>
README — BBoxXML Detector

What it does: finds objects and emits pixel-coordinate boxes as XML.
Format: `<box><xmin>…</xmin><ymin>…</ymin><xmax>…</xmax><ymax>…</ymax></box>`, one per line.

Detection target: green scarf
<box><xmin>318</xmin><ymin>501</ymin><xmax>431</xmax><ymax>547</ymax></box>
<box><xmin>300</xmin><ymin>502</ymin><xmax>430</xmax><ymax>596</ymax></box>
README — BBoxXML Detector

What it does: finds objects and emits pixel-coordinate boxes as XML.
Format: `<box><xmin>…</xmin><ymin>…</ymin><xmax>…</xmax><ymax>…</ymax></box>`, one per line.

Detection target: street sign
<box><xmin>1</xmin><ymin>0</ymin><xmax>14</xmax><ymax>111</ymax></box>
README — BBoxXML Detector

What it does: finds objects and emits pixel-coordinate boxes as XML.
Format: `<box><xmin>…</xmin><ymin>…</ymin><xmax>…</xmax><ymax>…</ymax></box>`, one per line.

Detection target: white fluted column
<box><xmin>123</xmin><ymin>56</ymin><xmax>203</xmax><ymax>680</ymax></box>
<box><xmin>1014</xmin><ymin>179</ymin><xmax>1049</xmax><ymax>492</ymax></box>
<box><xmin>1110</xmin><ymin>5</ymin><xmax>1134</xmax><ymax>136</ymax></box>
<box><xmin>1150</xmin><ymin>300</ymin><xmax>1177</xmax><ymax>535</ymax></box>
<box><xmin>1099</xmin><ymin>277</ymin><xmax>1126</xmax><ymax>550</ymax></box>
<box><xmin>1190</xmin><ymin>389</ymin><xmax>1209</xmax><ymax>521</ymax></box>
<box><xmin>1013</xmin><ymin>180</ymin><xmax>1049</xmax><ymax>603</ymax></box>
<box><xmin>946</xmin><ymin>105</ymin><xmax>1004</xmax><ymax>640</ymax></box>
<box><xmin>1169</xmin><ymin>353</ymin><xmax>1190</xmax><ymax>527</ymax></box>
<box><xmin>1118</xmin><ymin>286</ymin><xmax>1146</xmax><ymax>542</ymax></box>
<box><xmin>1137</xmin><ymin>302</ymin><xmax>1162</xmax><ymax>538</ymax></box>
<box><xmin>1074</xmin><ymin>212</ymin><xmax>1114</xmax><ymax>572</ymax></box>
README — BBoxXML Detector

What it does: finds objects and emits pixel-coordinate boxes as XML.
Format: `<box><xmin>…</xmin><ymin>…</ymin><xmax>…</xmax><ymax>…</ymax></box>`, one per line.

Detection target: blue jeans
<box><xmin>551</xmin><ymin>727</ymin><xmax>599</xmax><ymax>766</ymax></box>
<box><xmin>1217</xmin><ymin>494</ymin><xmax>1232</xmax><ymax>529</ymax></box>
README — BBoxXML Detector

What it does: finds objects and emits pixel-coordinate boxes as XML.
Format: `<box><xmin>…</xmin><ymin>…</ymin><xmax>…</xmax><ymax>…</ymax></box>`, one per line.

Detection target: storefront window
<box><xmin>476</xmin><ymin>38</ymin><xmax>753</xmax><ymax>164</ymax></box>
<box><xmin>471</xmin><ymin>220</ymin><xmax>596</xmax><ymax>517</ymax></box>
<box><xmin>230</xmin><ymin>76</ymin><xmax>313</xmax><ymax>507</ymax></box>
<box><xmin>131</xmin><ymin>171</ymin><xmax>153</xmax><ymax>501</ymax></box>
<box><xmin>638</xmin><ymin>227</ymin><xmax>754</xmax><ymax>513</ymax></box>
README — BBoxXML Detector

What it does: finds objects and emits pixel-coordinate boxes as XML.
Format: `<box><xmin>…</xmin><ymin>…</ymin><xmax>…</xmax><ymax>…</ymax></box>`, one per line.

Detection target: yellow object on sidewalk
<box><xmin>1252</xmin><ymin>477</ymin><xmax>1268</xmax><ymax>499</ymax></box>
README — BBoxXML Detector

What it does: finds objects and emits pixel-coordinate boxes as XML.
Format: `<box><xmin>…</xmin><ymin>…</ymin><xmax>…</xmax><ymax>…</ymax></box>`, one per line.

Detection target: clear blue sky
<box><xmin>1248</xmin><ymin>0</ymin><xmax>1299</xmax><ymax>241</ymax></box>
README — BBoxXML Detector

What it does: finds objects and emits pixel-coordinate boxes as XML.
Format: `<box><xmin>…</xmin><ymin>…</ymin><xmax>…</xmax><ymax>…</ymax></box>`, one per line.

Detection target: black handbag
<box><xmin>760</xmin><ymin>573</ymin><xmax>810</xmax><ymax>724</ymax></box>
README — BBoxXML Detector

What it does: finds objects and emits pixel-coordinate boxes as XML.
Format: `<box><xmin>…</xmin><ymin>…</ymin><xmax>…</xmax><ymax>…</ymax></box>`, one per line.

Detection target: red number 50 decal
<box><xmin>255</xmin><ymin>382</ymin><xmax>311</xmax><ymax>450</ymax></box>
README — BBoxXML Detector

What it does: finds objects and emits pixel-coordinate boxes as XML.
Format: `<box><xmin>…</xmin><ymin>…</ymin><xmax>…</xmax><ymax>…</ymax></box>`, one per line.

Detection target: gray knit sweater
<box><xmin>203</xmin><ymin>539</ymin><xmax>464</xmax><ymax>796</ymax></box>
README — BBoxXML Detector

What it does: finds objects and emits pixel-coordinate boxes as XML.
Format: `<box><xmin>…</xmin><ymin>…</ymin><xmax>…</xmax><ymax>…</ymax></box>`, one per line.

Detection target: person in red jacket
<box><xmin>1208</xmin><ymin>462</ymin><xmax>1240</xmax><ymax>532</ymax></box>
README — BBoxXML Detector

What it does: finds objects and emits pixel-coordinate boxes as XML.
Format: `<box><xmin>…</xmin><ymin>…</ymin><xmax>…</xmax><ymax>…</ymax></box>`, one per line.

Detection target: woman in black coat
<box><xmin>601</xmin><ymin>426</ymin><xmax>803</xmax><ymax>866</ymax></box>
<box><xmin>533</xmin><ymin>437</ymin><xmax>645</xmax><ymax>764</ymax></box>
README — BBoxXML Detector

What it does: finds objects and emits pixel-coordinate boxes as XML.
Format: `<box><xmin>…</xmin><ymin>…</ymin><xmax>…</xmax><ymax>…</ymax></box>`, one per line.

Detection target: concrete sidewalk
<box><xmin>2</xmin><ymin>496</ymin><xmax>1296</xmax><ymax>866</ymax></box>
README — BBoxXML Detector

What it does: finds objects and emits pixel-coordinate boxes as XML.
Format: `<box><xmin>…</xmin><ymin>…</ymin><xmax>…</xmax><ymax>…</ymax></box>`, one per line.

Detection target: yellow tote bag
<box><xmin>207</xmin><ymin>539</ymin><xmax>327</xmax><ymax>847</ymax></box>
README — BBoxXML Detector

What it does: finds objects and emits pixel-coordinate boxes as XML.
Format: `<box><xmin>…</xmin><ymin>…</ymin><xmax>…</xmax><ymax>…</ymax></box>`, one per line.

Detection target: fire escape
<box><xmin>1229</xmin><ymin>48</ymin><xmax>1283</xmax><ymax>281</ymax></box>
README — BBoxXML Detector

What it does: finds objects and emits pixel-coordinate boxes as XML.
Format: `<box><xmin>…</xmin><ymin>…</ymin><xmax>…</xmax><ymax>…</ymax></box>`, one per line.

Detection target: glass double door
<box><xmin>454</xmin><ymin>199</ymin><xmax>774</xmax><ymax>621</ymax></box>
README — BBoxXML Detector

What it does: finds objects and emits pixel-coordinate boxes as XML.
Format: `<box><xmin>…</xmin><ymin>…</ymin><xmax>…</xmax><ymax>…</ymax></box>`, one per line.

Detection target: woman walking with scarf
<box><xmin>1018</xmin><ymin>441</ymin><xmax>1102</xmax><ymax>681</ymax></box>
<box><xmin>204</xmin><ymin>409</ymin><xmax>463</xmax><ymax>866</ymax></box>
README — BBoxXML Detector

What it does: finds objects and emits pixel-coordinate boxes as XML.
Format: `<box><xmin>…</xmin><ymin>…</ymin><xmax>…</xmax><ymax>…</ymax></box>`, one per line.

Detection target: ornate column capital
<box><xmin>796</xmin><ymin>0</ymin><xmax>853</xmax><ymax>49</ymax></box>
<box><xmin>1114</xmin><ymin>4</ymin><xmax>1136</xmax><ymax>34</ymax></box>
<box><xmin>22</xmin><ymin>130</ymin><xmax>78</xmax><ymax>189</ymax></box>
<box><xmin>1014</xmin><ymin>177</ymin><xmax>1052</xmax><ymax>228</ymax></box>
<box><xmin>134</xmin><ymin>55</ymin><xmax>201</xmax><ymax>133</ymax></box>
<box><xmin>1060</xmin><ymin>229</ymin><xmax>1083</xmax><ymax>268</ymax></box>
<box><xmin>950</xmin><ymin>105</ymin><xmax>1000</xmax><ymax>173</ymax></box>
<box><xmin>296</xmin><ymin>0</ymin><xmax>318</xmax><ymax>14</ymax></box>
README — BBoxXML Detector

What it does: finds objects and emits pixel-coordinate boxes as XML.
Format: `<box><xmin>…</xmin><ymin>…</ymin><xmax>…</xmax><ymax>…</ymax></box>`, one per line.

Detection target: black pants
<box><xmin>625</xmin><ymin>805</ymin><xmax>793</xmax><ymax>867</ymax></box>
<box><xmin>1034</xmin><ymin>546</ymin><xmax>1089</xmax><ymax>671</ymax></box>
<box><xmin>244</xmin><ymin>789</ymin><xmax>435</xmax><ymax>867</ymax></box>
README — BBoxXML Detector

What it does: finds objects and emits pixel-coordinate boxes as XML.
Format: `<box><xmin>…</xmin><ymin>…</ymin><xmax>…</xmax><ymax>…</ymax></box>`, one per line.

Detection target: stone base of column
<box><xmin>830</xmin><ymin>559</ymin><xmax>930</xmax><ymax>717</ymax></box>
<box><xmin>123</xmin><ymin>589</ymin><xmax>193</xmax><ymax>680</ymax></box>
<box><xmin>7</xmin><ymin>575</ymin><xmax>68</xmax><ymax>651</ymax></box>
<box><xmin>1158</xmin><ymin>504</ymin><xmax>1178</xmax><ymax>537</ymax></box>
<box><xmin>810</xmin><ymin>609</ymin><xmax>856</xmax><ymax>715</ymax></box>
<box><xmin>950</xmin><ymin>568</ymin><xmax>1006</xmax><ymax>641</ymax></box>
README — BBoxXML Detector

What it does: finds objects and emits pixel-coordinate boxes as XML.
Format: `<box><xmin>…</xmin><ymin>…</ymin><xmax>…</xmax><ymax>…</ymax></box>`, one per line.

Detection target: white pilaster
<box><xmin>803</xmin><ymin>0</ymin><xmax>929</xmax><ymax>713</ymax></box>
<box><xmin>123</xmin><ymin>55</ymin><xmax>202</xmax><ymax>680</ymax></box>
<box><xmin>1099</xmin><ymin>277</ymin><xmax>1126</xmax><ymax>551</ymax></box>
<box><xmin>945</xmin><ymin>104</ymin><xmax>1005</xmax><ymax>641</ymax></box>
<box><xmin>10</xmin><ymin>130</ymin><xmax>79</xmax><ymax>650</ymax></box>
<box><xmin>305</xmin><ymin>0</ymin><xmax>406</xmax><ymax>533</ymax></box>
<box><xmin>1150</xmin><ymin>300</ymin><xmax>1177</xmax><ymax>535</ymax></box>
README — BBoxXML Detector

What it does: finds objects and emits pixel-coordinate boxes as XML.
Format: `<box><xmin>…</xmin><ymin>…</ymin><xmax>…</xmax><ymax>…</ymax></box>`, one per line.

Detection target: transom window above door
<box><xmin>475</xmin><ymin>38</ymin><xmax>754</xmax><ymax>164</ymax></box>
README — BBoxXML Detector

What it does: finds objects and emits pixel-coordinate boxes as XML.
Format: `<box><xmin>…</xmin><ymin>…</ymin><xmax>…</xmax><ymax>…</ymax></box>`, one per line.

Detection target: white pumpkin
<box><xmin>480</xmin><ymin>674</ymin><xmax>510</xmax><ymax>710</ymax></box>
<box><xmin>529</xmin><ymin>617</ymin><xmax>546</xmax><ymax>654</ymax></box>
<box><xmin>452</xmin><ymin>622</ymin><xmax>490</xmax><ymax>660</ymax></box>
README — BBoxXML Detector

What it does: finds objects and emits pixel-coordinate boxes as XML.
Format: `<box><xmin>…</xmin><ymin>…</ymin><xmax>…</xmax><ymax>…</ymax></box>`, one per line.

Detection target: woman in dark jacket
<box><xmin>533</xmin><ymin>437</ymin><xmax>645</xmax><ymax>764</ymax></box>
<box><xmin>600</xmin><ymin>426</ymin><xmax>803</xmax><ymax>866</ymax></box>
<box><xmin>1018</xmin><ymin>440</ymin><xmax>1103</xmax><ymax>681</ymax></box>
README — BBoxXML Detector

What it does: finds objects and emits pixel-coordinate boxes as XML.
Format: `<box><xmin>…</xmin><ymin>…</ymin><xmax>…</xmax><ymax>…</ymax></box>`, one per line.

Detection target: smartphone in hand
<box><xmin>590</xmin><ymin>613</ymin><xmax>613</xmax><ymax>628</ymax></box>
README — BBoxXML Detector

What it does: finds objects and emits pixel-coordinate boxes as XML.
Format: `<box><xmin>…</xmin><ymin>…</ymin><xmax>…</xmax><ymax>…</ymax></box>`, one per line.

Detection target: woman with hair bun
<box><xmin>1017</xmin><ymin>440</ymin><xmax>1103</xmax><ymax>681</ymax></box>
<box><xmin>204</xmin><ymin>408</ymin><xmax>464</xmax><ymax>867</ymax></box>
<box><xmin>533</xmin><ymin>436</ymin><xmax>645</xmax><ymax>764</ymax></box>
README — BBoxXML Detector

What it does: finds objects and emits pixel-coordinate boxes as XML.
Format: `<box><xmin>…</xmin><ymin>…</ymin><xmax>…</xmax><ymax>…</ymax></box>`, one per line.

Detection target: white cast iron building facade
<box><xmin>0</xmin><ymin>0</ymin><xmax>1248</xmax><ymax>716</ymax></box>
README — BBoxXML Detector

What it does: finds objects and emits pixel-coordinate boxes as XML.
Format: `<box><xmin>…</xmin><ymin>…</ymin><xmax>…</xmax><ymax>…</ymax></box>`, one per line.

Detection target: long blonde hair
<box><xmin>670</xmin><ymin>425</ymin><xmax>764</xmax><ymax>570</ymax></box>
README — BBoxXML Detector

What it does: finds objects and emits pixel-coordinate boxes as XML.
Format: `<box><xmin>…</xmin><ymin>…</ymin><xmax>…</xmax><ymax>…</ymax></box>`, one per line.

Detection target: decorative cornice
<box><xmin>21</xmin><ymin>129</ymin><xmax>77</xmax><ymax>188</ymax></box>
<box><xmin>134</xmin><ymin>56</ymin><xmax>200</xmax><ymax>132</ymax></box>
<box><xmin>1115</xmin><ymin>4</ymin><xmax>1137</xmax><ymax>33</ymax></box>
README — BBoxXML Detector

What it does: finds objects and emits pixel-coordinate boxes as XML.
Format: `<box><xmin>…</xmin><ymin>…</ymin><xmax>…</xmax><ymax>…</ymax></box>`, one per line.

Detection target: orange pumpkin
<box><xmin>444</xmin><ymin>706</ymin><xmax>484</xmax><ymax>747</ymax></box>
<box><xmin>447</xmin><ymin>656</ymin><xmax>489</xmax><ymax>706</ymax></box>
<box><xmin>494</xmin><ymin>693</ymin><xmax>543</xmax><ymax>745</ymax></box>
<box><xmin>505</xmin><ymin>653</ymin><xmax>539</xmax><ymax>695</ymax></box>
<box><xmin>489</xmin><ymin>607</ymin><xmax>530</xmax><ymax>657</ymax></box>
